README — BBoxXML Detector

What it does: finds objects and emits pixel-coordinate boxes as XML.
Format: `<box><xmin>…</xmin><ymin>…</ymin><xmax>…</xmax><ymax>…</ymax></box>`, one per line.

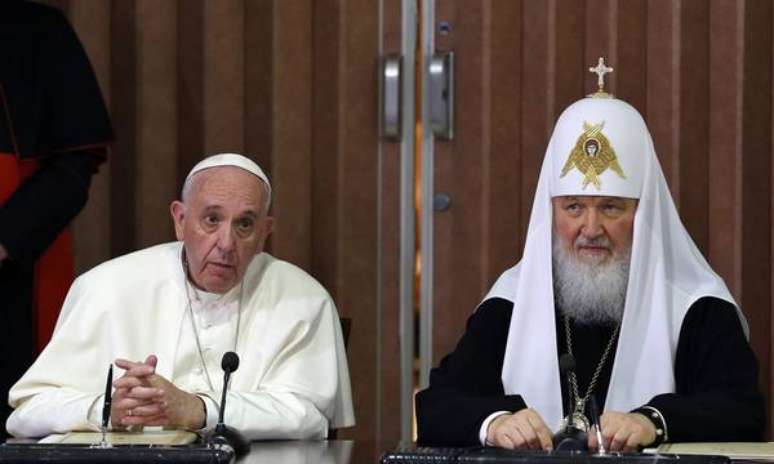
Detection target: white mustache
<box><xmin>574</xmin><ymin>235</ymin><xmax>611</xmax><ymax>249</ymax></box>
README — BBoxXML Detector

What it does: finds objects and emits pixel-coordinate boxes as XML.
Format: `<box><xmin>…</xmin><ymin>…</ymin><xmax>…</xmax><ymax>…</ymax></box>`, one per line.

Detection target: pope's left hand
<box><xmin>589</xmin><ymin>411</ymin><xmax>656</xmax><ymax>452</ymax></box>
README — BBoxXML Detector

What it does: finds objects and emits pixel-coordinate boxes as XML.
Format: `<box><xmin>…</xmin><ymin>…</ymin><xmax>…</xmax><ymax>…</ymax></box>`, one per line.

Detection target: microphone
<box><xmin>217</xmin><ymin>351</ymin><xmax>239</xmax><ymax>426</ymax></box>
<box><xmin>553</xmin><ymin>353</ymin><xmax>588</xmax><ymax>452</ymax></box>
<box><xmin>203</xmin><ymin>351</ymin><xmax>250</xmax><ymax>457</ymax></box>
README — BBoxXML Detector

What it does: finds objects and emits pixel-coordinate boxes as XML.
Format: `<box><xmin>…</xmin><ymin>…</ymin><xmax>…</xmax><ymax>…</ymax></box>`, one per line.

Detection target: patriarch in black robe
<box><xmin>416</xmin><ymin>70</ymin><xmax>764</xmax><ymax>452</ymax></box>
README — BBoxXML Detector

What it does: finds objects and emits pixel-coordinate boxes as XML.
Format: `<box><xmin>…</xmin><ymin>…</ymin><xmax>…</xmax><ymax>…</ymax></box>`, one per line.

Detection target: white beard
<box><xmin>552</xmin><ymin>235</ymin><xmax>630</xmax><ymax>325</ymax></box>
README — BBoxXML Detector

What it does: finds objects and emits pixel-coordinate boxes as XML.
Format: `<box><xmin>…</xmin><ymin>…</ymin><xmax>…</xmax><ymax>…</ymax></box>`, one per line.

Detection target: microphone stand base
<box><xmin>202</xmin><ymin>425</ymin><xmax>250</xmax><ymax>457</ymax></box>
<box><xmin>552</xmin><ymin>427</ymin><xmax>588</xmax><ymax>452</ymax></box>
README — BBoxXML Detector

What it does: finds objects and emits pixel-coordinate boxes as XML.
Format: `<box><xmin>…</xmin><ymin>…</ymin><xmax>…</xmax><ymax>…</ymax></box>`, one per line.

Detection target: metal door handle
<box><xmin>381</xmin><ymin>55</ymin><xmax>402</xmax><ymax>139</ymax></box>
<box><xmin>428</xmin><ymin>51</ymin><xmax>454</xmax><ymax>140</ymax></box>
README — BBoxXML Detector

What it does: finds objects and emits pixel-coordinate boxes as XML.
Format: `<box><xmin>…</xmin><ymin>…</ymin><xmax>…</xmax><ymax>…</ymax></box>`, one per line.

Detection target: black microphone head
<box><xmin>222</xmin><ymin>351</ymin><xmax>240</xmax><ymax>373</ymax></box>
<box><xmin>559</xmin><ymin>353</ymin><xmax>576</xmax><ymax>375</ymax></box>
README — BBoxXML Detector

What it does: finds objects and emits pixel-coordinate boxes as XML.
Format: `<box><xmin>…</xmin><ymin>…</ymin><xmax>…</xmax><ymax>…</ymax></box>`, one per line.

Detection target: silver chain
<box><xmin>564</xmin><ymin>315</ymin><xmax>619</xmax><ymax>416</ymax></box>
<box><xmin>183</xmin><ymin>253</ymin><xmax>242</xmax><ymax>391</ymax></box>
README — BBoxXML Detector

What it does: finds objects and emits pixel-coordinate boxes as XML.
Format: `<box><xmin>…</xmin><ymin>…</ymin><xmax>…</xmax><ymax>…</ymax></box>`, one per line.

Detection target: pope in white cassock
<box><xmin>6</xmin><ymin>153</ymin><xmax>355</xmax><ymax>439</ymax></box>
<box><xmin>416</xmin><ymin>63</ymin><xmax>763</xmax><ymax>451</ymax></box>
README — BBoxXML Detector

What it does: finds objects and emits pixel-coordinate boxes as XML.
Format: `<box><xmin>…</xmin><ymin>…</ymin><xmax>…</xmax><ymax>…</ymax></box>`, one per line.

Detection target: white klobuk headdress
<box><xmin>484</xmin><ymin>86</ymin><xmax>744</xmax><ymax>430</ymax></box>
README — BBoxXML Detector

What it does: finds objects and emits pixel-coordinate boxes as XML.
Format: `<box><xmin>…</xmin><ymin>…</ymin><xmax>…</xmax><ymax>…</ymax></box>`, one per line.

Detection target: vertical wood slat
<box><xmin>615</xmin><ymin>0</ymin><xmax>647</xmax><ymax>113</ymax></box>
<box><xmin>486</xmin><ymin>1</ymin><xmax>522</xmax><ymax>282</ymax></box>
<box><xmin>244</xmin><ymin>1</ymin><xmax>274</xmax><ymax>178</ymax></box>
<box><xmin>432</xmin><ymin>0</ymin><xmax>488</xmax><ymax>363</ymax></box>
<box><xmin>336</xmin><ymin>2</ymin><xmax>381</xmax><ymax>460</ymax></box>
<box><xmin>378</xmin><ymin>0</ymin><xmax>405</xmax><ymax>450</ymax></box>
<box><xmin>108</xmin><ymin>0</ymin><xmax>137</xmax><ymax>257</ymax></box>
<box><xmin>553</xmin><ymin>0</ymin><xmax>584</xmax><ymax>117</ymax></box>
<box><xmin>242</xmin><ymin>1</ymin><xmax>274</xmax><ymax>255</ymax></box>
<box><xmin>708</xmin><ymin>0</ymin><xmax>743</xmax><ymax>298</ymax></box>
<box><xmin>176</xmin><ymin>0</ymin><xmax>204</xmax><ymax>195</ymax></box>
<box><xmin>646</xmin><ymin>0</ymin><xmax>680</xmax><ymax>191</ymax></box>
<box><xmin>585</xmin><ymin>0</ymin><xmax>613</xmax><ymax>93</ymax></box>
<box><xmin>203</xmin><ymin>0</ymin><xmax>244</xmax><ymax>154</ymax></box>
<box><xmin>270</xmin><ymin>1</ymin><xmax>313</xmax><ymax>269</ymax></box>
<box><xmin>678</xmin><ymin>0</ymin><xmax>711</xmax><ymax>251</ymax></box>
<box><xmin>68</xmin><ymin>0</ymin><xmax>112</xmax><ymax>272</ymax></box>
<box><xmin>135</xmin><ymin>0</ymin><xmax>178</xmax><ymax>247</ymax></box>
<box><xmin>311</xmin><ymin>0</ymin><xmax>341</xmax><ymax>292</ymax></box>
<box><xmin>741</xmin><ymin>0</ymin><xmax>773</xmax><ymax>435</ymax></box>
<box><xmin>520</xmin><ymin>1</ymin><xmax>552</xmax><ymax>250</ymax></box>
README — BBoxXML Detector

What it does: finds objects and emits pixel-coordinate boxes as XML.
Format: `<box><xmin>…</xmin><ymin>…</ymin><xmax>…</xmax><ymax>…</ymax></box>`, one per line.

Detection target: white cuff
<box><xmin>479</xmin><ymin>411</ymin><xmax>511</xmax><ymax>446</ymax></box>
<box><xmin>197</xmin><ymin>394</ymin><xmax>220</xmax><ymax>429</ymax></box>
<box><xmin>86</xmin><ymin>394</ymin><xmax>105</xmax><ymax>430</ymax></box>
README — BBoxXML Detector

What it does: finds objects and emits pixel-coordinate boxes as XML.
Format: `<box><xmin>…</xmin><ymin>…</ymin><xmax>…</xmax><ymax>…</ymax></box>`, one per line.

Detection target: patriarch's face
<box><xmin>552</xmin><ymin>195</ymin><xmax>636</xmax><ymax>266</ymax></box>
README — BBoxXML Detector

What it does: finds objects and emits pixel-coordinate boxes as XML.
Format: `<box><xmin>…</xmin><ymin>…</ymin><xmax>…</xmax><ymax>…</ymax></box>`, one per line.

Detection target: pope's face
<box><xmin>170</xmin><ymin>166</ymin><xmax>274</xmax><ymax>294</ymax></box>
<box><xmin>552</xmin><ymin>195</ymin><xmax>636</xmax><ymax>266</ymax></box>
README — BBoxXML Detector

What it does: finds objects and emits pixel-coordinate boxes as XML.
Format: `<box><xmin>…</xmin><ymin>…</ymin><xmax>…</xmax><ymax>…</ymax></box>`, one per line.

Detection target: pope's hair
<box><xmin>552</xmin><ymin>234</ymin><xmax>630</xmax><ymax>325</ymax></box>
<box><xmin>180</xmin><ymin>168</ymin><xmax>272</xmax><ymax>214</ymax></box>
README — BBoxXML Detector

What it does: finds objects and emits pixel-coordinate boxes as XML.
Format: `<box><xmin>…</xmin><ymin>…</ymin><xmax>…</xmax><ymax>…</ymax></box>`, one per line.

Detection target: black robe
<box><xmin>0</xmin><ymin>1</ymin><xmax>113</xmax><ymax>440</ymax></box>
<box><xmin>415</xmin><ymin>296</ymin><xmax>764</xmax><ymax>447</ymax></box>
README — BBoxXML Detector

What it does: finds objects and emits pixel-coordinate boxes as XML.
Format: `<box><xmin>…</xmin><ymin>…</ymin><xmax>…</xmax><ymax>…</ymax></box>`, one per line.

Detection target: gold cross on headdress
<box><xmin>588</xmin><ymin>57</ymin><xmax>613</xmax><ymax>98</ymax></box>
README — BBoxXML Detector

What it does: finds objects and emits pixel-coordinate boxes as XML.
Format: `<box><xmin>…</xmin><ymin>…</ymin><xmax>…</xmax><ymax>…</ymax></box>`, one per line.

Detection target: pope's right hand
<box><xmin>486</xmin><ymin>408</ymin><xmax>554</xmax><ymax>451</ymax></box>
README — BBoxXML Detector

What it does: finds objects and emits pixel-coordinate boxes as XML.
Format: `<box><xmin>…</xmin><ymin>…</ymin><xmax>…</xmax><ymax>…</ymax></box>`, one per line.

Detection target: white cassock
<box><xmin>6</xmin><ymin>242</ymin><xmax>355</xmax><ymax>439</ymax></box>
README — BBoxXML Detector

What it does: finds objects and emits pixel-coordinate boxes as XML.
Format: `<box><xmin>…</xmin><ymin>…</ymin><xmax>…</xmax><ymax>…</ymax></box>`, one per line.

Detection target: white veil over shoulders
<box><xmin>483</xmin><ymin>96</ymin><xmax>743</xmax><ymax>431</ymax></box>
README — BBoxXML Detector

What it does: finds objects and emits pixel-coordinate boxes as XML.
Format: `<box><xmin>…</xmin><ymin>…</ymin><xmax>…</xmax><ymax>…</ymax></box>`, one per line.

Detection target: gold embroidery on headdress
<box><xmin>559</xmin><ymin>121</ymin><xmax>626</xmax><ymax>190</ymax></box>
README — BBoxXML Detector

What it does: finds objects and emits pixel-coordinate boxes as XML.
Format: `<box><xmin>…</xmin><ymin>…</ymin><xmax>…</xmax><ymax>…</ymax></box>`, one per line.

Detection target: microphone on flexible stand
<box><xmin>203</xmin><ymin>351</ymin><xmax>250</xmax><ymax>457</ymax></box>
<box><xmin>552</xmin><ymin>354</ymin><xmax>588</xmax><ymax>452</ymax></box>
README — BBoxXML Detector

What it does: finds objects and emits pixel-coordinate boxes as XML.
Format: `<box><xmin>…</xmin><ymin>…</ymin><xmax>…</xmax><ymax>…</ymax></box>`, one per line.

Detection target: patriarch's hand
<box><xmin>588</xmin><ymin>411</ymin><xmax>656</xmax><ymax>452</ymax></box>
<box><xmin>486</xmin><ymin>408</ymin><xmax>554</xmax><ymax>451</ymax></box>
